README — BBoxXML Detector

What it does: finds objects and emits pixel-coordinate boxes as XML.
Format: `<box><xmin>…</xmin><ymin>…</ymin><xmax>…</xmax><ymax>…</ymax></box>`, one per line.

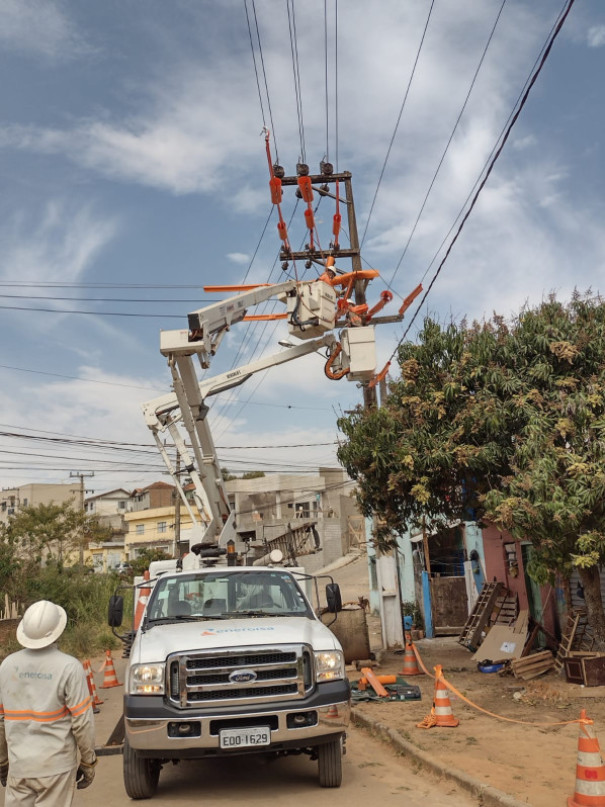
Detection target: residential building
<box><xmin>84</xmin><ymin>487</ymin><xmax>131</xmax><ymax>538</ymax></box>
<box><xmin>0</xmin><ymin>483</ymin><xmax>77</xmax><ymax>524</ymax></box>
<box><xmin>124</xmin><ymin>505</ymin><xmax>194</xmax><ymax>560</ymax></box>
<box><xmin>225</xmin><ymin>467</ymin><xmax>361</xmax><ymax>573</ymax></box>
<box><xmin>130</xmin><ymin>481</ymin><xmax>176</xmax><ymax>512</ymax></box>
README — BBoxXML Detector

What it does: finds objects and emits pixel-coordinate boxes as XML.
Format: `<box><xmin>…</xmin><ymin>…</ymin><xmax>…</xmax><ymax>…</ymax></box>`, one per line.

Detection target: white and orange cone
<box><xmin>82</xmin><ymin>660</ymin><xmax>100</xmax><ymax>713</ymax></box>
<box><xmin>99</xmin><ymin>649</ymin><xmax>122</xmax><ymax>689</ymax></box>
<box><xmin>569</xmin><ymin>709</ymin><xmax>605</xmax><ymax>807</ymax></box>
<box><xmin>401</xmin><ymin>635</ymin><xmax>422</xmax><ymax>676</ymax></box>
<box><xmin>432</xmin><ymin>665</ymin><xmax>459</xmax><ymax>727</ymax></box>
<box><xmin>83</xmin><ymin>659</ymin><xmax>103</xmax><ymax>707</ymax></box>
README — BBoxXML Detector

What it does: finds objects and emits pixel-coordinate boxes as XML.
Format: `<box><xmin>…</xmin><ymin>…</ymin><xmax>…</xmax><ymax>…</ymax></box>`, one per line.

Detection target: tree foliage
<box><xmin>337</xmin><ymin>293</ymin><xmax>605</xmax><ymax>644</ymax></box>
<box><xmin>0</xmin><ymin>501</ymin><xmax>112</xmax><ymax>608</ymax></box>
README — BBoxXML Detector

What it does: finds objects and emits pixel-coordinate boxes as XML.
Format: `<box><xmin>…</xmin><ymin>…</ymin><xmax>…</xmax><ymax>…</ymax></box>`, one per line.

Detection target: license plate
<box><xmin>219</xmin><ymin>726</ymin><xmax>271</xmax><ymax>749</ymax></box>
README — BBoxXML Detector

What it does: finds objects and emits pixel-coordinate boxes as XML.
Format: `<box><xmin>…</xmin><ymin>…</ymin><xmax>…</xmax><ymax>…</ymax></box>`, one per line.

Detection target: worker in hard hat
<box><xmin>0</xmin><ymin>600</ymin><xmax>97</xmax><ymax>805</ymax></box>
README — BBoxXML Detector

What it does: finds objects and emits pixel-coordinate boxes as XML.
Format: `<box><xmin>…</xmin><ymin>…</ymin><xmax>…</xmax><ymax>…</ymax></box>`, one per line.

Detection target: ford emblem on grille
<box><xmin>229</xmin><ymin>669</ymin><xmax>257</xmax><ymax>684</ymax></box>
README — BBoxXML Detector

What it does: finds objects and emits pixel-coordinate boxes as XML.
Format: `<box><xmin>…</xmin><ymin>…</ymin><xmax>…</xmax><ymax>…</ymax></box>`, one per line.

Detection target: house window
<box><xmin>295</xmin><ymin>502</ymin><xmax>311</xmax><ymax>518</ymax></box>
<box><xmin>158</xmin><ymin>521</ymin><xmax>167</xmax><ymax>533</ymax></box>
<box><xmin>136</xmin><ymin>524</ymin><xmax>145</xmax><ymax>535</ymax></box>
<box><xmin>22</xmin><ymin>498</ymin><xmax>28</xmax><ymax>507</ymax></box>
<box><xmin>118</xmin><ymin>501</ymin><xmax>126</xmax><ymax>510</ymax></box>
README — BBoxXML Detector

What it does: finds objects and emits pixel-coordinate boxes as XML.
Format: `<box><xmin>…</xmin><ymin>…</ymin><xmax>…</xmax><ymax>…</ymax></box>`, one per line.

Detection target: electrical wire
<box><xmin>0</xmin><ymin>304</ymin><xmax>183</xmax><ymax>318</ymax></box>
<box><xmin>0</xmin><ymin>294</ymin><xmax>215</xmax><ymax>303</ymax></box>
<box><xmin>360</xmin><ymin>0</ymin><xmax>436</xmax><ymax>248</ymax></box>
<box><xmin>386</xmin><ymin>0</ymin><xmax>508</xmax><ymax>288</ymax></box>
<box><xmin>0</xmin><ymin>282</ymin><xmax>208</xmax><ymax>289</ymax></box>
<box><xmin>245</xmin><ymin>0</ymin><xmax>267</xmax><ymax>129</ymax></box>
<box><xmin>287</xmin><ymin>0</ymin><xmax>306</xmax><ymax>163</ymax></box>
<box><xmin>324</xmin><ymin>0</ymin><xmax>330</xmax><ymax>163</ymax></box>
<box><xmin>334</xmin><ymin>0</ymin><xmax>339</xmax><ymax>172</ymax></box>
<box><xmin>386</xmin><ymin>0</ymin><xmax>577</xmax><ymax>363</ymax></box>
<box><xmin>0</xmin><ymin>363</ymin><xmax>161</xmax><ymax>391</ymax></box>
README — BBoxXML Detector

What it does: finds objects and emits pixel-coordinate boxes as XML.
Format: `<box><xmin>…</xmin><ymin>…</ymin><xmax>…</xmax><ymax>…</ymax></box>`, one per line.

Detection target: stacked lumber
<box><xmin>511</xmin><ymin>650</ymin><xmax>555</xmax><ymax>680</ymax></box>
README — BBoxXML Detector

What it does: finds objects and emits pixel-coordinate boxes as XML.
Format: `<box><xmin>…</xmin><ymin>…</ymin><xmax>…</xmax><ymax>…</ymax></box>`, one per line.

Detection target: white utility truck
<box><xmin>109</xmin><ymin>552</ymin><xmax>349</xmax><ymax>798</ymax></box>
<box><xmin>111</xmin><ymin>244</ymin><xmax>395</xmax><ymax>797</ymax></box>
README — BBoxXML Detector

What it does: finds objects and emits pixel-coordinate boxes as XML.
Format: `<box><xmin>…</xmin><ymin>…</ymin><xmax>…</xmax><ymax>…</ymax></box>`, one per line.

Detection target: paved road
<box><xmin>69</xmin><ymin>724</ymin><xmax>477</xmax><ymax>806</ymax></box>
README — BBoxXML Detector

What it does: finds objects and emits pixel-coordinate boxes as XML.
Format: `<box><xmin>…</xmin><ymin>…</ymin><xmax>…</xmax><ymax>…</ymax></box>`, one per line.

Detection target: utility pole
<box><xmin>174</xmin><ymin>454</ymin><xmax>181</xmax><ymax>556</ymax></box>
<box><xmin>70</xmin><ymin>471</ymin><xmax>95</xmax><ymax>565</ymax></box>
<box><xmin>278</xmin><ymin>166</ymin><xmax>378</xmax><ymax>410</ymax></box>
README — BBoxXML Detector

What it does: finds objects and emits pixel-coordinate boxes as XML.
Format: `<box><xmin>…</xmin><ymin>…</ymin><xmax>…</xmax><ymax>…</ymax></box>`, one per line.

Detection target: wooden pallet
<box><xmin>458</xmin><ymin>581</ymin><xmax>503</xmax><ymax>650</ymax></box>
<box><xmin>511</xmin><ymin>650</ymin><xmax>555</xmax><ymax>680</ymax></box>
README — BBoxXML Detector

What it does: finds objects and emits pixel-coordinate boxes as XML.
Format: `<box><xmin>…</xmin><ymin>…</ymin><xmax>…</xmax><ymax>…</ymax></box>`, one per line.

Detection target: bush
<box><xmin>0</xmin><ymin>563</ymin><xmax>135</xmax><ymax>662</ymax></box>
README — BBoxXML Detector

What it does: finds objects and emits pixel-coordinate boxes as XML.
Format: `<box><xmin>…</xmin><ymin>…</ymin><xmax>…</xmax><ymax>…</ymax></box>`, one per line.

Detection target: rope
<box><xmin>412</xmin><ymin>643</ymin><xmax>583</xmax><ymax>728</ymax></box>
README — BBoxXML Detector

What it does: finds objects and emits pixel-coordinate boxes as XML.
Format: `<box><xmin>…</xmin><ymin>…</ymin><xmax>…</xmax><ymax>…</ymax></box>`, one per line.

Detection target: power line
<box><xmin>0</xmin><ymin>304</ymin><xmax>183</xmax><ymax>318</ymax></box>
<box><xmin>388</xmin><ymin>0</ymin><xmax>577</xmax><ymax>361</ymax></box>
<box><xmin>410</xmin><ymin>0</ymin><xmax>575</xmax><ymax>294</ymax></box>
<box><xmin>360</xmin><ymin>0</ymin><xmax>436</xmax><ymax>248</ymax></box>
<box><xmin>287</xmin><ymin>0</ymin><xmax>306</xmax><ymax>163</ymax></box>
<box><xmin>0</xmin><ymin>282</ymin><xmax>208</xmax><ymax>289</ymax></box>
<box><xmin>0</xmin><ymin>294</ymin><xmax>215</xmax><ymax>303</ymax></box>
<box><xmin>0</xmin><ymin>364</ymin><xmax>161</xmax><ymax>391</ymax></box>
<box><xmin>386</xmin><ymin>0</ymin><xmax>508</xmax><ymax>288</ymax></box>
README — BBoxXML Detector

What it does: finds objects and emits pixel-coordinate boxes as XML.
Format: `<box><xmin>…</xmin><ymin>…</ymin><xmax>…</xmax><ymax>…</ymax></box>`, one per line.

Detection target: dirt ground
<box><xmin>348</xmin><ymin>636</ymin><xmax>605</xmax><ymax>807</ymax></box>
<box><xmin>328</xmin><ymin>554</ymin><xmax>605</xmax><ymax>807</ymax></box>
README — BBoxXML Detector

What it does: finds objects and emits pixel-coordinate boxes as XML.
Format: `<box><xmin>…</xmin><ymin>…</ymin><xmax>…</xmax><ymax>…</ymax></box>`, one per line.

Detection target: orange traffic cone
<box><xmin>99</xmin><ymin>650</ymin><xmax>122</xmax><ymax>689</ymax></box>
<box><xmin>401</xmin><ymin>636</ymin><xmax>422</xmax><ymax>676</ymax></box>
<box><xmin>133</xmin><ymin>570</ymin><xmax>151</xmax><ymax>631</ymax></box>
<box><xmin>83</xmin><ymin>659</ymin><xmax>103</xmax><ymax>707</ymax></box>
<box><xmin>432</xmin><ymin>665</ymin><xmax>459</xmax><ymax>727</ymax></box>
<box><xmin>82</xmin><ymin>660</ymin><xmax>100</xmax><ymax>713</ymax></box>
<box><xmin>569</xmin><ymin>710</ymin><xmax>605</xmax><ymax>807</ymax></box>
<box><xmin>325</xmin><ymin>705</ymin><xmax>340</xmax><ymax>719</ymax></box>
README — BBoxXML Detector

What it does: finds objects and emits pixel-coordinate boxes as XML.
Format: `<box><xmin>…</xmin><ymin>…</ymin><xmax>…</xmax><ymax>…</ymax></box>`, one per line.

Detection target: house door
<box><xmin>430</xmin><ymin>576</ymin><xmax>468</xmax><ymax>633</ymax></box>
<box><xmin>427</xmin><ymin>525</ymin><xmax>468</xmax><ymax>633</ymax></box>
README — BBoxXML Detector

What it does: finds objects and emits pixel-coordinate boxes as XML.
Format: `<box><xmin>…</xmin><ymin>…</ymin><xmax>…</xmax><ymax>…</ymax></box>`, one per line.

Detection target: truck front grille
<box><xmin>167</xmin><ymin>644</ymin><xmax>312</xmax><ymax>708</ymax></box>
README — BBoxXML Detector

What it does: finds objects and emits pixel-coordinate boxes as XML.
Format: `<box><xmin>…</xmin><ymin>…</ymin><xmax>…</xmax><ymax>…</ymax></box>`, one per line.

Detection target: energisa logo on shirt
<box><xmin>19</xmin><ymin>671</ymin><xmax>53</xmax><ymax>680</ymax></box>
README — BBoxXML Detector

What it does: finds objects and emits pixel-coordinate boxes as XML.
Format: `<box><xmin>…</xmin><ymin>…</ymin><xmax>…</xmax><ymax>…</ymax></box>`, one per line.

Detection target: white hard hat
<box><xmin>17</xmin><ymin>600</ymin><xmax>67</xmax><ymax>649</ymax></box>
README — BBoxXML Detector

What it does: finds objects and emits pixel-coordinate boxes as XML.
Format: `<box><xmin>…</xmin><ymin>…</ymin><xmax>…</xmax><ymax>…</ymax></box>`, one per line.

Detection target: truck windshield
<box><xmin>146</xmin><ymin>569</ymin><xmax>313</xmax><ymax>622</ymax></box>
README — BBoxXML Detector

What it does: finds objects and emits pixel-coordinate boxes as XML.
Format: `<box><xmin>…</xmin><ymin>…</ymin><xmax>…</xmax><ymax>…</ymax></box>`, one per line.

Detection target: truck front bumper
<box><xmin>125</xmin><ymin>680</ymin><xmax>350</xmax><ymax>757</ymax></box>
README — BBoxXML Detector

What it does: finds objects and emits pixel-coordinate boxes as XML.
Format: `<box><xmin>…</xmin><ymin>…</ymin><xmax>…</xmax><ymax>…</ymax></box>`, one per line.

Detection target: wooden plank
<box><xmin>511</xmin><ymin>650</ymin><xmax>554</xmax><ymax>680</ymax></box>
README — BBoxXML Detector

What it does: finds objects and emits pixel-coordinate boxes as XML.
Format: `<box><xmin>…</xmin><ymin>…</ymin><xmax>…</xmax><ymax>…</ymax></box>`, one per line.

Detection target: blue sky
<box><xmin>0</xmin><ymin>0</ymin><xmax>603</xmax><ymax>494</ymax></box>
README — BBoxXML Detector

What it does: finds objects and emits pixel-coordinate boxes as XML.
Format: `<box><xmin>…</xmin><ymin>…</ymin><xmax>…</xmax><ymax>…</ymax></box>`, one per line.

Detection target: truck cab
<box><xmin>109</xmin><ymin>564</ymin><xmax>350</xmax><ymax>798</ymax></box>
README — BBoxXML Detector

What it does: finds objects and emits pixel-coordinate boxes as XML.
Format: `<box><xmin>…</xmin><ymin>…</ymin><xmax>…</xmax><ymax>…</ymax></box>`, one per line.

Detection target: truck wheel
<box><xmin>123</xmin><ymin>737</ymin><xmax>161</xmax><ymax>799</ymax></box>
<box><xmin>318</xmin><ymin>737</ymin><xmax>342</xmax><ymax>787</ymax></box>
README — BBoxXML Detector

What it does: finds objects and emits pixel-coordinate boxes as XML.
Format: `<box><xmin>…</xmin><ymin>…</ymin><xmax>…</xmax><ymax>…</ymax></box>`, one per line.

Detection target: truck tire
<box><xmin>123</xmin><ymin>737</ymin><xmax>161</xmax><ymax>799</ymax></box>
<box><xmin>318</xmin><ymin>737</ymin><xmax>343</xmax><ymax>787</ymax></box>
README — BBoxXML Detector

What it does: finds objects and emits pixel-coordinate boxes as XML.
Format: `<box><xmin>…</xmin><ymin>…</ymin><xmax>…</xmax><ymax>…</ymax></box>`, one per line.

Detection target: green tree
<box><xmin>1</xmin><ymin>501</ymin><xmax>112</xmax><ymax>568</ymax></box>
<box><xmin>129</xmin><ymin>548</ymin><xmax>172</xmax><ymax>576</ymax></box>
<box><xmin>337</xmin><ymin>294</ymin><xmax>605</xmax><ymax>647</ymax></box>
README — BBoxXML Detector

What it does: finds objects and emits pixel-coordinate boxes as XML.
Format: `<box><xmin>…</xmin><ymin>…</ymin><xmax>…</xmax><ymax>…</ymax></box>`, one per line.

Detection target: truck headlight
<box><xmin>314</xmin><ymin>650</ymin><xmax>344</xmax><ymax>682</ymax></box>
<box><xmin>128</xmin><ymin>663</ymin><xmax>165</xmax><ymax>695</ymax></box>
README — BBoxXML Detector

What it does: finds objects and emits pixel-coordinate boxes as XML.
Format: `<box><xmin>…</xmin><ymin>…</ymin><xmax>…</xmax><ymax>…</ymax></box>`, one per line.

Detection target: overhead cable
<box><xmin>387</xmin><ymin>0</ymin><xmax>577</xmax><ymax>361</ymax></box>
<box><xmin>360</xmin><ymin>0</ymin><xmax>436</xmax><ymax>247</ymax></box>
<box><xmin>387</xmin><ymin>0</ymin><xmax>508</xmax><ymax>288</ymax></box>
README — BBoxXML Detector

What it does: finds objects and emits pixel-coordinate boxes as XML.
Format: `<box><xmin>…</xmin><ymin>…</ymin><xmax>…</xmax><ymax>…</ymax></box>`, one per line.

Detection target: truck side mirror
<box><xmin>325</xmin><ymin>583</ymin><xmax>342</xmax><ymax>613</ymax></box>
<box><xmin>108</xmin><ymin>595</ymin><xmax>124</xmax><ymax>628</ymax></box>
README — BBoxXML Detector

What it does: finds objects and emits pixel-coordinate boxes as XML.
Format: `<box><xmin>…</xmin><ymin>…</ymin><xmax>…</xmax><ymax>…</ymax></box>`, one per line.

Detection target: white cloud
<box><xmin>227</xmin><ymin>252</ymin><xmax>251</xmax><ymax>265</ymax></box>
<box><xmin>587</xmin><ymin>26</ymin><xmax>605</xmax><ymax>48</ymax></box>
<box><xmin>0</xmin><ymin>0</ymin><xmax>88</xmax><ymax>60</ymax></box>
<box><xmin>0</xmin><ymin>200</ymin><xmax>118</xmax><ymax>285</ymax></box>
